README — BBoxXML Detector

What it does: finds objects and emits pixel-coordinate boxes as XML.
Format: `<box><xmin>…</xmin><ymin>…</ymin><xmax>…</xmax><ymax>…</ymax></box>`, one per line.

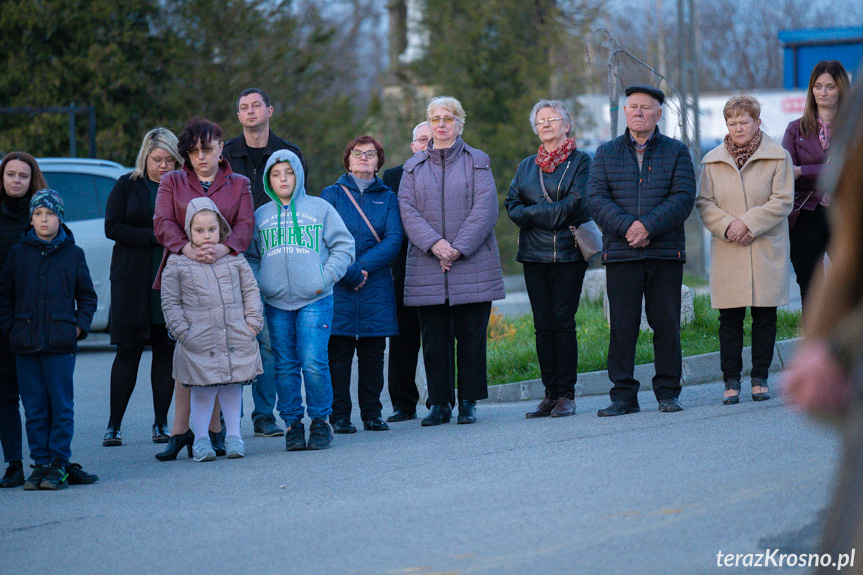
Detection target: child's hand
<box><xmin>247</xmin><ymin>322</ymin><xmax>258</xmax><ymax>335</ymax></box>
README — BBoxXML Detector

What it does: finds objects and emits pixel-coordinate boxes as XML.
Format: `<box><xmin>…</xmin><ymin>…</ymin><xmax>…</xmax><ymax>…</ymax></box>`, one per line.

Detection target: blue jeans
<box><xmin>16</xmin><ymin>353</ymin><xmax>76</xmax><ymax>466</ymax></box>
<box><xmin>266</xmin><ymin>297</ymin><xmax>334</xmax><ymax>423</ymax></box>
<box><xmin>250</xmin><ymin>313</ymin><xmax>277</xmax><ymax>421</ymax></box>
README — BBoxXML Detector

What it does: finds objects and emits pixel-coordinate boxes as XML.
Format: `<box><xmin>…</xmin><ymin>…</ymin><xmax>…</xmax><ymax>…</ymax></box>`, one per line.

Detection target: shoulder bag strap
<box><xmin>341</xmin><ymin>185</ymin><xmax>381</xmax><ymax>243</ymax></box>
<box><xmin>537</xmin><ymin>166</ymin><xmax>554</xmax><ymax>203</ymax></box>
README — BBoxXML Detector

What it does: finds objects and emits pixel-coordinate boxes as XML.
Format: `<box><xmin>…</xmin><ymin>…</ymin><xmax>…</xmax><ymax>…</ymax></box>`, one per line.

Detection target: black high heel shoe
<box><xmin>209</xmin><ymin>430</ymin><xmax>226</xmax><ymax>456</ymax></box>
<box><xmin>722</xmin><ymin>377</ymin><xmax>741</xmax><ymax>405</ymax></box>
<box><xmin>155</xmin><ymin>430</ymin><xmax>194</xmax><ymax>461</ymax></box>
<box><xmin>751</xmin><ymin>377</ymin><xmax>771</xmax><ymax>401</ymax></box>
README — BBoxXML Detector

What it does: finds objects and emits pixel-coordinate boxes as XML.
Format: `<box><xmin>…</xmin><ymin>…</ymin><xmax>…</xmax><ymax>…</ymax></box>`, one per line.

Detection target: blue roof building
<box><xmin>779</xmin><ymin>27</ymin><xmax>863</xmax><ymax>89</ymax></box>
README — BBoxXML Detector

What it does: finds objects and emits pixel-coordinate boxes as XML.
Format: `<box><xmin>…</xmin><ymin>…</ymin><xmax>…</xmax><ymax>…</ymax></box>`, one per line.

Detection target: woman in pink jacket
<box><xmin>152</xmin><ymin>118</ymin><xmax>254</xmax><ymax>461</ymax></box>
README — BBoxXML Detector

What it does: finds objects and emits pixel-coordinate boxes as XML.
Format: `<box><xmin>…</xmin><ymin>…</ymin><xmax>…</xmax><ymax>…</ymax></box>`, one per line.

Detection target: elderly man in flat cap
<box><xmin>587</xmin><ymin>84</ymin><xmax>696</xmax><ymax>416</ymax></box>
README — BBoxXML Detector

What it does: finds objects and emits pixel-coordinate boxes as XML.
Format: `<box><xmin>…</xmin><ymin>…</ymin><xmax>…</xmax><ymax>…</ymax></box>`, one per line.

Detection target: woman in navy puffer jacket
<box><xmin>321</xmin><ymin>135</ymin><xmax>402</xmax><ymax>434</ymax></box>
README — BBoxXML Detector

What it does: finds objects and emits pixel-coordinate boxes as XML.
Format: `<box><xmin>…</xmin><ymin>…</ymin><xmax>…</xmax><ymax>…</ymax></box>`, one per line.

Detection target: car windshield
<box><xmin>41</xmin><ymin>172</ymin><xmax>115</xmax><ymax>221</ymax></box>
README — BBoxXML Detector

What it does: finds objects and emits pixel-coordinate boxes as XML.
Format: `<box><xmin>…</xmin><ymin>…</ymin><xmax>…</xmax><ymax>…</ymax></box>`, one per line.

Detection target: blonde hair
<box><xmin>426</xmin><ymin>96</ymin><xmax>466</xmax><ymax>126</ymax></box>
<box><xmin>723</xmin><ymin>95</ymin><xmax>761</xmax><ymax>121</ymax></box>
<box><xmin>131</xmin><ymin>128</ymin><xmax>183</xmax><ymax>180</ymax></box>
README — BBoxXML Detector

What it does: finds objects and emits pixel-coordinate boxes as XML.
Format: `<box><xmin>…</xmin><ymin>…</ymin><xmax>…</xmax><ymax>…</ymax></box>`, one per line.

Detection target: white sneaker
<box><xmin>225</xmin><ymin>435</ymin><xmax>245</xmax><ymax>459</ymax></box>
<box><xmin>192</xmin><ymin>438</ymin><xmax>216</xmax><ymax>462</ymax></box>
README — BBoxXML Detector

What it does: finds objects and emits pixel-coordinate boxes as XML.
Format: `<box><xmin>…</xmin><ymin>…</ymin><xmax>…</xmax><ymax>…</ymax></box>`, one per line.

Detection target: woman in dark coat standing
<box><xmin>321</xmin><ymin>136</ymin><xmax>402</xmax><ymax>433</ymax></box>
<box><xmin>505</xmin><ymin>99</ymin><xmax>593</xmax><ymax>419</ymax></box>
<box><xmin>103</xmin><ymin>128</ymin><xmax>183</xmax><ymax>446</ymax></box>
<box><xmin>0</xmin><ymin>152</ymin><xmax>47</xmax><ymax>487</ymax></box>
<box><xmin>782</xmin><ymin>60</ymin><xmax>850</xmax><ymax>309</ymax></box>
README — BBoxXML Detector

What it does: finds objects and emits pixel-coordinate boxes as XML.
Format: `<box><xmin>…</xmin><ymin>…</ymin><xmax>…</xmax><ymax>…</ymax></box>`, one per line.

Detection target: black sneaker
<box><xmin>23</xmin><ymin>465</ymin><xmax>49</xmax><ymax>491</ymax></box>
<box><xmin>40</xmin><ymin>462</ymin><xmax>69</xmax><ymax>490</ymax></box>
<box><xmin>284</xmin><ymin>421</ymin><xmax>306</xmax><ymax>451</ymax></box>
<box><xmin>67</xmin><ymin>463</ymin><xmax>99</xmax><ymax>485</ymax></box>
<box><xmin>306</xmin><ymin>419</ymin><xmax>333</xmax><ymax>450</ymax></box>
<box><xmin>0</xmin><ymin>461</ymin><xmax>25</xmax><ymax>488</ymax></box>
<box><xmin>253</xmin><ymin>415</ymin><xmax>285</xmax><ymax>437</ymax></box>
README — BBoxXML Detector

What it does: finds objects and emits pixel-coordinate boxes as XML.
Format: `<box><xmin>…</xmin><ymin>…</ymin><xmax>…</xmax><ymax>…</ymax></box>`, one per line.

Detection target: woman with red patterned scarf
<box><xmin>505</xmin><ymin>100</ymin><xmax>594</xmax><ymax>419</ymax></box>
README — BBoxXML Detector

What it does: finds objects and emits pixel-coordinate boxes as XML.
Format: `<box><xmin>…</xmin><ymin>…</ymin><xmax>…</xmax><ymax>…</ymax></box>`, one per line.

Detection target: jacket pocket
<box><xmin>9</xmin><ymin>312</ymin><xmax>34</xmax><ymax>350</ymax></box>
<box><xmin>47</xmin><ymin>312</ymin><xmax>77</xmax><ymax>349</ymax></box>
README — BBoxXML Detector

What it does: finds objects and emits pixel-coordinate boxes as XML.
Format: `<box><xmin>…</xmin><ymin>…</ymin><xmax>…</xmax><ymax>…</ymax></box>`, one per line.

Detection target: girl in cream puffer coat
<box><xmin>160</xmin><ymin>196</ymin><xmax>263</xmax><ymax>461</ymax></box>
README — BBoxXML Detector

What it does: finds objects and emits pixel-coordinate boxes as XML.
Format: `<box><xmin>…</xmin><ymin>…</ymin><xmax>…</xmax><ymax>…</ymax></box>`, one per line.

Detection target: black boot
<box><xmin>0</xmin><ymin>461</ymin><xmax>24</xmax><ymax>488</ymax></box>
<box><xmin>457</xmin><ymin>400</ymin><xmax>477</xmax><ymax>424</ymax></box>
<box><xmin>421</xmin><ymin>403</ymin><xmax>452</xmax><ymax>426</ymax></box>
<box><xmin>155</xmin><ymin>430</ymin><xmax>195</xmax><ymax>461</ymax></box>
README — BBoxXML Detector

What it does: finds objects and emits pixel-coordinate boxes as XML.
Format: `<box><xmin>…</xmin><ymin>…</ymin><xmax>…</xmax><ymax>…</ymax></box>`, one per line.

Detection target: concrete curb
<box><xmin>482</xmin><ymin>336</ymin><xmax>802</xmax><ymax>403</ymax></box>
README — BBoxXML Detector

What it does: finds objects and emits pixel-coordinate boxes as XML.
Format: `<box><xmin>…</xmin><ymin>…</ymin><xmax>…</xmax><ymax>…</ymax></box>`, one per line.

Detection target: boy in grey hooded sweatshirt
<box><xmin>248</xmin><ymin>149</ymin><xmax>354</xmax><ymax>450</ymax></box>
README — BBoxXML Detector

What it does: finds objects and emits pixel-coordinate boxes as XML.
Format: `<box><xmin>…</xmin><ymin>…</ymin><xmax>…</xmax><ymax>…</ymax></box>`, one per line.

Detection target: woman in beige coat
<box><xmin>161</xmin><ymin>197</ymin><xmax>263</xmax><ymax>461</ymax></box>
<box><xmin>696</xmin><ymin>95</ymin><xmax>793</xmax><ymax>405</ymax></box>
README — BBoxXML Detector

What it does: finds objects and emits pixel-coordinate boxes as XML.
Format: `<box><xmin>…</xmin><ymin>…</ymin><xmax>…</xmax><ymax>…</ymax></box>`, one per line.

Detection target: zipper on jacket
<box><xmin>356</xmin><ymin>188</ymin><xmax>363</xmax><ymax>338</ymax></box>
<box><xmin>440</xmin><ymin>154</ymin><xmax>448</xmax><ymax>297</ymax></box>
<box><xmin>554</xmin><ymin>161</ymin><xmax>571</xmax><ymax>263</ymax></box>
<box><xmin>209</xmin><ymin>264</ymin><xmax>233</xmax><ymax>378</ymax></box>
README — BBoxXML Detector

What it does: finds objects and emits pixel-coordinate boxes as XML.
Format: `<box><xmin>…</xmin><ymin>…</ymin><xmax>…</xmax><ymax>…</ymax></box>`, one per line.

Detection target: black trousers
<box><xmin>718</xmin><ymin>306</ymin><xmax>777</xmax><ymax>381</ymax></box>
<box><xmin>108</xmin><ymin>323</ymin><xmax>175</xmax><ymax>429</ymax></box>
<box><xmin>523</xmin><ymin>261</ymin><xmax>588</xmax><ymax>399</ymax></box>
<box><xmin>328</xmin><ymin>335</ymin><xmax>386</xmax><ymax>421</ymax></box>
<box><xmin>0</xmin><ymin>342</ymin><xmax>22</xmax><ymax>463</ymax></box>
<box><xmin>387</xmin><ymin>299</ymin><xmax>421</xmax><ymax>413</ymax></box>
<box><xmin>418</xmin><ymin>302</ymin><xmax>491</xmax><ymax>406</ymax></box>
<box><xmin>606</xmin><ymin>260</ymin><xmax>683</xmax><ymax>404</ymax></box>
<box><xmin>790</xmin><ymin>205</ymin><xmax>830</xmax><ymax>309</ymax></box>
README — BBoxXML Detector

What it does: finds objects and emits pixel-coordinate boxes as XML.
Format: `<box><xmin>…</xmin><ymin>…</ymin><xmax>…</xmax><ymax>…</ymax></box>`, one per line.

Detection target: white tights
<box><xmin>190</xmin><ymin>385</ymin><xmax>242</xmax><ymax>442</ymax></box>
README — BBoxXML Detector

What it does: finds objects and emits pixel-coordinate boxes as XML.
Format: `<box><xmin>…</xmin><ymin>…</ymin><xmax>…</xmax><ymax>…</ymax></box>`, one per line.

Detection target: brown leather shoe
<box><xmin>550</xmin><ymin>397</ymin><xmax>576</xmax><ymax>417</ymax></box>
<box><xmin>526</xmin><ymin>397</ymin><xmax>557</xmax><ymax>419</ymax></box>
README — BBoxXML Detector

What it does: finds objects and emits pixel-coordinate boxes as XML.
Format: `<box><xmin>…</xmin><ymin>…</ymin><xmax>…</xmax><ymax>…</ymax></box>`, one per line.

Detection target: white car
<box><xmin>36</xmin><ymin>158</ymin><xmax>132</xmax><ymax>332</ymax></box>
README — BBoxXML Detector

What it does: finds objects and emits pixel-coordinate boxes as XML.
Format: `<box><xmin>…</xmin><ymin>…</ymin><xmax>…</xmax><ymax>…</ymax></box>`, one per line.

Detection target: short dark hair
<box><xmin>177</xmin><ymin>118</ymin><xmax>223</xmax><ymax>163</ymax></box>
<box><xmin>236</xmin><ymin>88</ymin><xmax>271</xmax><ymax>110</ymax></box>
<box><xmin>343</xmin><ymin>135</ymin><xmax>385</xmax><ymax>173</ymax></box>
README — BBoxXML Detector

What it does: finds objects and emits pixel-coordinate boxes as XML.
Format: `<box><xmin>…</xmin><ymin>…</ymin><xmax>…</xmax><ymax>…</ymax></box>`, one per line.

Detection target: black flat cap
<box><xmin>624</xmin><ymin>84</ymin><xmax>665</xmax><ymax>105</ymax></box>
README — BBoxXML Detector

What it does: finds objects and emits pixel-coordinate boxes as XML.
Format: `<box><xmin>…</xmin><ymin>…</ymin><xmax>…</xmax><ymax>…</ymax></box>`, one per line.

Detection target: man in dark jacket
<box><xmin>381</xmin><ymin>121</ymin><xmax>431</xmax><ymax>422</ymax></box>
<box><xmin>223</xmin><ymin>87</ymin><xmax>307</xmax><ymax>438</ymax></box>
<box><xmin>587</xmin><ymin>85</ymin><xmax>696</xmax><ymax>416</ymax></box>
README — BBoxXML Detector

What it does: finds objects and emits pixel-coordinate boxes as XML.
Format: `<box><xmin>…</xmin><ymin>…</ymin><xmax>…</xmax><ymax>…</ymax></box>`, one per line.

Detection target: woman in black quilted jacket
<box><xmin>505</xmin><ymin>100</ymin><xmax>593</xmax><ymax>419</ymax></box>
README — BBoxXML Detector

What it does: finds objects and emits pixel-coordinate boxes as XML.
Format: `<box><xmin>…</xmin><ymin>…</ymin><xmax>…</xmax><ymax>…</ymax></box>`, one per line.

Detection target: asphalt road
<box><xmin>0</xmin><ymin>349</ymin><xmax>843</xmax><ymax>575</ymax></box>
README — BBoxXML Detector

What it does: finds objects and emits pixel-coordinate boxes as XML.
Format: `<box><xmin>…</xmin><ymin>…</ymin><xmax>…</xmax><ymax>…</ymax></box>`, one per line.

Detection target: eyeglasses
<box><xmin>413</xmin><ymin>136</ymin><xmax>430</xmax><ymax>144</ymax></box>
<box><xmin>535</xmin><ymin>117</ymin><xmax>563</xmax><ymax>127</ymax></box>
<box><xmin>187</xmin><ymin>146</ymin><xmax>217</xmax><ymax>156</ymax></box>
<box><xmin>351</xmin><ymin>150</ymin><xmax>378</xmax><ymax>159</ymax></box>
<box><xmin>428</xmin><ymin>116</ymin><xmax>457</xmax><ymax>126</ymax></box>
<box><xmin>148</xmin><ymin>157</ymin><xmax>177</xmax><ymax>166</ymax></box>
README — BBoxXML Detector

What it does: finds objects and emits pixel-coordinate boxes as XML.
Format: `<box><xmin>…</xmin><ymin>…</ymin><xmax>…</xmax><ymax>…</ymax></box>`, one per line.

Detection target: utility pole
<box><xmin>677</xmin><ymin>0</ymin><xmax>706</xmax><ymax>277</ymax></box>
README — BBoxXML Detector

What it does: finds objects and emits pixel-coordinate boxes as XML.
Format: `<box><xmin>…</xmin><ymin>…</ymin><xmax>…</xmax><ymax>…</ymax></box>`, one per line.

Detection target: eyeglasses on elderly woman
<box><xmin>535</xmin><ymin>117</ymin><xmax>563</xmax><ymax>127</ymax></box>
<box><xmin>350</xmin><ymin>150</ymin><xmax>378</xmax><ymax>159</ymax></box>
<box><xmin>428</xmin><ymin>116</ymin><xmax>457</xmax><ymax>126</ymax></box>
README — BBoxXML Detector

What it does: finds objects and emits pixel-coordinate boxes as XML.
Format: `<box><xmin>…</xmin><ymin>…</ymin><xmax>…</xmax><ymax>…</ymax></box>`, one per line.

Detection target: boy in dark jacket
<box><xmin>0</xmin><ymin>189</ymin><xmax>98</xmax><ymax>489</ymax></box>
